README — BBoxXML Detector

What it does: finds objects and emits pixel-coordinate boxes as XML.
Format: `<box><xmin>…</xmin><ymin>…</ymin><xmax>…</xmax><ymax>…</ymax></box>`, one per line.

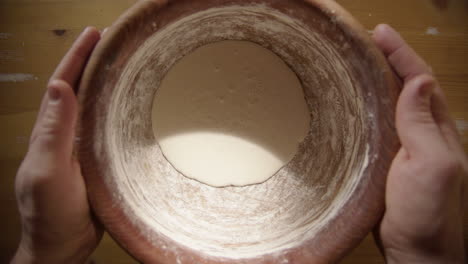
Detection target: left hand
<box><xmin>12</xmin><ymin>27</ymin><xmax>102</xmax><ymax>264</ymax></box>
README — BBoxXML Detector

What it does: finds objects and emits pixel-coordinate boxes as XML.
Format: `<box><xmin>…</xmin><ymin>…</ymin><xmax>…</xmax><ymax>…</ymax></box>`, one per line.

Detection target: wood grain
<box><xmin>0</xmin><ymin>0</ymin><xmax>466</xmax><ymax>263</ymax></box>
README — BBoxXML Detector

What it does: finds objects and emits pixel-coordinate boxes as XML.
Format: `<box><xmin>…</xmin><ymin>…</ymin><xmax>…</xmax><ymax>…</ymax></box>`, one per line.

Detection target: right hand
<box><xmin>372</xmin><ymin>24</ymin><xmax>467</xmax><ymax>263</ymax></box>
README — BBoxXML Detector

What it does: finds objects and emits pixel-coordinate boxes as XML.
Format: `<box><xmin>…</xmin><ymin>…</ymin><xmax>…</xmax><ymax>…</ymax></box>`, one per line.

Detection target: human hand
<box><xmin>12</xmin><ymin>27</ymin><xmax>102</xmax><ymax>264</ymax></box>
<box><xmin>372</xmin><ymin>24</ymin><xmax>467</xmax><ymax>263</ymax></box>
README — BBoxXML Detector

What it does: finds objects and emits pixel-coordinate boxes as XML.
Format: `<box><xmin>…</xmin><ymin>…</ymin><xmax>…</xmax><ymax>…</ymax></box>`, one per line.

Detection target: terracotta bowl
<box><xmin>77</xmin><ymin>0</ymin><xmax>400</xmax><ymax>263</ymax></box>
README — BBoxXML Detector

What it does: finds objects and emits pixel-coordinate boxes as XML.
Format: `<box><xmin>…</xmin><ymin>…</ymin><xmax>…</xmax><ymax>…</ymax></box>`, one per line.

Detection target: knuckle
<box><xmin>41</xmin><ymin>110</ymin><xmax>58</xmax><ymax>131</ymax></box>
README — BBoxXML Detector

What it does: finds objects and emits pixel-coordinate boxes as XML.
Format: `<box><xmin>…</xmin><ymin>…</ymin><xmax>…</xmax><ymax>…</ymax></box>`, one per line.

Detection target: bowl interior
<box><xmin>79</xmin><ymin>0</ymin><xmax>398</xmax><ymax>261</ymax></box>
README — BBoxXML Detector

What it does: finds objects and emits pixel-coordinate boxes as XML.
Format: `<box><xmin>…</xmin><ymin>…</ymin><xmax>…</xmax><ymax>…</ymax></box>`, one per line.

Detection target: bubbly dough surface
<box><xmin>152</xmin><ymin>40</ymin><xmax>310</xmax><ymax>187</ymax></box>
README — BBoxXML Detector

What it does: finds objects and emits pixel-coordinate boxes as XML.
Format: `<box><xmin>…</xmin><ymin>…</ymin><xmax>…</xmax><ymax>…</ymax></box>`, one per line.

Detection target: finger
<box><xmin>102</xmin><ymin>27</ymin><xmax>109</xmax><ymax>36</ymax></box>
<box><xmin>29</xmin><ymin>80</ymin><xmax>78</xmax><ymax>160</ymax></box>
<box><xmin>50</xmin><ymin>26</ymin><xmax>101</xmax><ymax>89</ymax></box>
<box><xmin>395</xmin><ymin>74</ymin><xmax>447</xmax><ymax>157</ymax></box>
<box><xmin>373</xmin><ymin>24</ymin><xmax>432</xmax><ymax>82</ymax></box>
<box><xmin>31</xmin><ymin>27</ymin><xmax>100</xmax><ymax>143</ymax></box>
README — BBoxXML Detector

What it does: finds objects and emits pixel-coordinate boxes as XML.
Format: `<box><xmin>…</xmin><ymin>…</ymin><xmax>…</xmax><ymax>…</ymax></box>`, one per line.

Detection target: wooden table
<box><xmin>0</xmin><ymin>0</ymin><xmax>467</xmax><ymax>263</ymax></box>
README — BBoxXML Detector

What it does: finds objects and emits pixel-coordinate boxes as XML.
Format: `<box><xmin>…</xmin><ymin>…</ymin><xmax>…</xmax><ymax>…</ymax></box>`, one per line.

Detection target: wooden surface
<box><xmin>0</xmin><ymin>0</ymin><xmax>466</xmax><ymax>263</ymax></box>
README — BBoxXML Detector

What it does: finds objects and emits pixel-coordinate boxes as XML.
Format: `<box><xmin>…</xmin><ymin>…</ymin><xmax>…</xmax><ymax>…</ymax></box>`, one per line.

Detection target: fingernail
<box><xmin>48</xmin><ymin>85</ymin><xmax>61</xmax><ymax>101</ymax></box>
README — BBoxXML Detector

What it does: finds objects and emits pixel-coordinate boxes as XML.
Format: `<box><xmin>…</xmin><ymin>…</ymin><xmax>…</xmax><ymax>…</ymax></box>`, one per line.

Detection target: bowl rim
<box><xmin>77</xmin><ymin>0</ymin><xmax>401</xmax><ymax>263</ymax></box>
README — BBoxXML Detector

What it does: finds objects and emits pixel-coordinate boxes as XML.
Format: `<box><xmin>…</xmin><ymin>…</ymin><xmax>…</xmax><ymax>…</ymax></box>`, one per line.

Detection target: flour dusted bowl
<box><xmin>77</xmin><ymin>0</ymin><xmax>400</xmax><ymax>263</ymax></box>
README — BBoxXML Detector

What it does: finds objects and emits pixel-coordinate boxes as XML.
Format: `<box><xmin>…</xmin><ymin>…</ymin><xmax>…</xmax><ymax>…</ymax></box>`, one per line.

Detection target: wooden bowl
<box><xmin>77</xmin><ymin>0</ymin><xmax>400</xmax><ymax>263</ymax></box>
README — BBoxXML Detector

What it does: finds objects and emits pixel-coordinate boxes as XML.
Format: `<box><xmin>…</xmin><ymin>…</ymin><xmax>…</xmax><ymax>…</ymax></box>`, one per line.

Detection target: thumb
<box><xmin>29</xmin><ymin>79</ymin><xmax>78</xmax><ymax>159</ymax></box>
<box><xmin>396</xmin><ymin>74</ymin><xmax>446</xmax><ymax>157</ymax></box>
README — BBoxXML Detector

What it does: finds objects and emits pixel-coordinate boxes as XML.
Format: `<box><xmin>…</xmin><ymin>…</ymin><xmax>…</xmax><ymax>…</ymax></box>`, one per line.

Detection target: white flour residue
<box><xmin>0</xmin><ymin>73</ymin><xmax>38</xmax><ymax>82</ymax></box>
<box><xmin>425</xmin><ymin>27</ymin><xmax>440</xmax><ymax>36</ymax></box>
